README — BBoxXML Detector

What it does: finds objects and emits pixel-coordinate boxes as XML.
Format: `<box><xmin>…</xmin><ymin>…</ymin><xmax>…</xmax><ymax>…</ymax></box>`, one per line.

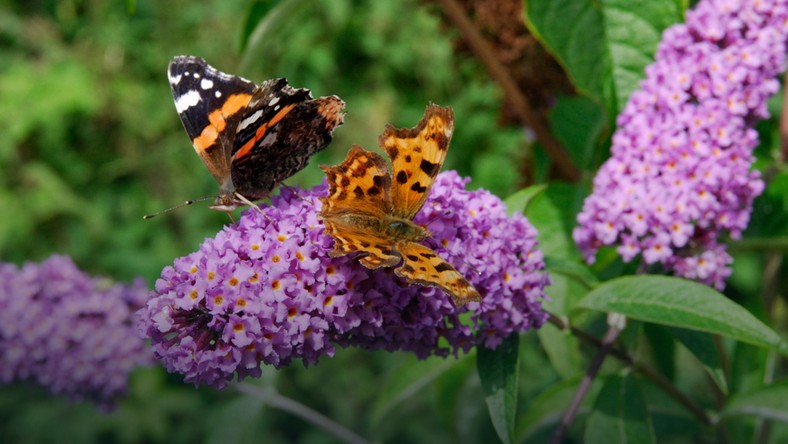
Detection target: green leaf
<box><xmin>577</xmin><ymin>275</ymin><xmax>788</xmax><ymax>354</ymax></box>
<box><xmin>642</xmin><ymin>324</ymin><xmax>675</xmax><ymax>381</ymax></box>
<box><xmin>432</xmin><ymin>353</ymin><xmax>474</xmax><ymax>429</ymax></box>
<box><xmin>545</xmin><ymin>256</ymin><xmax>599</xmax><ymax>289</ymax></box>
<box><xmin>504</xmin><ymin>184</ymin><xmax>546</xmax><ymax>217</ymax></box>
<box><xmin>669</xmin><ymin>327</ymin><xmax>728</xmax><ymax>394</ymax></box>
<box><xmin>542</xmin><ymin>257</ymin><xmax>597</xmax><ymax>317</ymax></box>
<box><xmin>548</xmin><ymin>95</ymin><xmax>607</xmax><ymax>170</ymax></box>
<box><xmin>525</xmin><ymin>0</ymin><xmax>607</xmax><ymax>103</ymax></box>
<box><xmin>240</xmin><ymin>1</ymin><xmax>281</xmax><ymax>52</ymax></box>
<box><xmin>585</xmin><ymin>373</ymin><xmax>656</xmax><ymax>444</ymax></box>
<box><xmin>722</xmin><ymin>380</ymin><xmax>788</xmax><ymax>423</ymax></box>
<box><xmin>205</xmin><ymin>394</ymin><xmax>265</xmax><ymax>444</ymax></box>
<box><xmin>526</xmin><ymin>0</ymin><xmax>682</xmax><ymax>116</ymax></box>
<box><xmin>371</xmin><ymin>355</ymin><xmax>460</xmax><ymax>426</ymax></box>
<box><xmin>477</xmin><ymin>334</ymin><xmax>520</xmax><ymax>444</ymax></box>
<box><xmin>730</xmin><ymin>343</ymin><xmax>769</xmax><ymax>395</ymax></box>
<box><xmin>601</xmin><ymin>0</ymin><xmax>682</xmax><ymax>111</ymax></box>
<box><xmin>517</xmin><ymin>376</ymin><xmax>603</xmax><ymax>443</ymax></box>
<box><xmin>537</xmin><ymin>322</ymin><xmax>582</xmax><ymax>380</ymax></box>
<box><xmin>239</xmin><ymin>0</ymin><xmax>309</xmax><ymax>72</ymax></box>
<box><xmin>526</xmin><ymin>186</ymin><xmax>581</xmax><ymax>260</ymax></box>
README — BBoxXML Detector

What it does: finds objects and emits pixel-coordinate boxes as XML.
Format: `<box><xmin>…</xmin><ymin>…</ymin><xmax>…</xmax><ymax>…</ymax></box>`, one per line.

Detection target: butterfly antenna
<box><xmin>143</xmin><ymin>197</ymin><xmax>214</xmax><ymax>219</ymax></box>
<box><xmin>233</xmin><ymin>192</ymin><xmax>272</xmax><ymax>222</ymax></box>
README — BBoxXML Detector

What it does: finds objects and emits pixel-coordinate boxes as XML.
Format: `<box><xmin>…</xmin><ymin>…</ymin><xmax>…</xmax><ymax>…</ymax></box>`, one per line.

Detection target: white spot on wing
<box><xmin>174</xmin><ymin>90</ymin><xmax>201</xmax><ymax>113</ymax></box>
<box><xmin>215</xmin><ymin>91</ymin><xmax>222</xmax><ymax>98</ymax></box>
<box><xmin>168</xmin><ymin>72</ymin><xmax>182</xmax><ymax>85</ymax></box>
<box><xmin>201</xmin><ymin>79</ymin><xmax>214</xmax><ymax>90</ymax></box>
<box><xmin>268</xmin><ymin>96</ymin><xmax>280</xmax><ymax>107</ymax></box>
<box><xmin>238</xmin><ymin>109</ymin><xmax>263</xmax><ymax>131</ymax></box>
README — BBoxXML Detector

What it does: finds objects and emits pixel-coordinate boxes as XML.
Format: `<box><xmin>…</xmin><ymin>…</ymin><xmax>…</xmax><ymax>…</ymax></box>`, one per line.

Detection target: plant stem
<box><xmin>548</xmin><ymin>313</ymin><xmax>713</xmax><ymax>427</ymax></box>
<box><xmin>235</xmin><ymin>382</ymin><xmax>370</xmax><ymax>444</ymax></box>
<box><xmin>434</xmin><ymin>0</ymin><xmax>581</xmax><ymax>182</ymax></box>
<box><xmin>550</xmin><ymin>314</ymin><xmax>623</xmax><ymax>444</ymax></box>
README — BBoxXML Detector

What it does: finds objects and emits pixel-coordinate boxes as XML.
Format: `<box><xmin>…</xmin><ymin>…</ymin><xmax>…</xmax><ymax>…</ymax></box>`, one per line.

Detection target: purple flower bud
<box><xmin>573</xmin><ymin>0</ymin><xmax>787</xmax><ymax>289</ymax></box>
<box><xmin>138</xmin><ymin>172</ymin><xmax>549</xmax><ymax>389</ymax></box>
<box><xmin>0</xmin><ymin>255</ymin><xmax>151</xmax><ymax>409</ymax></box>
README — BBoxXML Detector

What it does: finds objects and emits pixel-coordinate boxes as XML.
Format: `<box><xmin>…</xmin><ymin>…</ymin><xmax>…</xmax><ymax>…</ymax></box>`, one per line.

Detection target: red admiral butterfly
<box><xmin>167</xmin><ymin>56</ymin><xmax>345</xmax><ymax>212</ymax></box>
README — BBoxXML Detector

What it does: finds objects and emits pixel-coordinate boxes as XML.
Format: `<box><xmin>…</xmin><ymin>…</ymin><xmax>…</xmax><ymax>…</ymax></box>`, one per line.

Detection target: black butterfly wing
<box><xmin>168</xmin><ymin>55</ymin><xmax>256</xmax><ymax>185</ymax></box>
<box><xmin>230</xmin><ymin>78</ymin><xmax>345</xmax><ymax>200</ymax></box>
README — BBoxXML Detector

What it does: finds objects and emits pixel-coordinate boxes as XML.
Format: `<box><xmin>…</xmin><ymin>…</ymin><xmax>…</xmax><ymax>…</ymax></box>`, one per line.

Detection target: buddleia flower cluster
<box><xmin>137</xmin><ymin>172</ymin><xmax>549</xmax><ymax>389</ymax></box>
<box><xmin>0</xmin><ymin>255</ymin><xmax>151</xmax><ymax>409</ymax></box>
<box><xmin>573</xmin><ymin>0</ymin><xmax>788</xmax><ymax>289</ymax></box>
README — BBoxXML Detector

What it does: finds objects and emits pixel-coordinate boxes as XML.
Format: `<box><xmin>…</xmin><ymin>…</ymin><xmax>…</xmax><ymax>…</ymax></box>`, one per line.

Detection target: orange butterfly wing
<box><xmin>320</xmin><ymin>146</ymin><xmax>401</xmax><ymax>268</ymax></box>
<box><xmin>321</xmin><ymin>105</ymin><xmax>481</xmax><ymax>306</ymax></box>
<box><xmin>396</xmin><ymin>242</ymin><xmax>481</xmax><ymax>306</ymax></box>
<box><xmin>378</xmin><ymin>103</ymin><xmax>454</xmax><ymax>219</ymax></box>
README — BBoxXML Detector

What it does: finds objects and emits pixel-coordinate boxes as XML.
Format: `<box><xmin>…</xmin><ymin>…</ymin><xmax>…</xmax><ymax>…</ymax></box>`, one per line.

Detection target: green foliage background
<box><xmin>0</xmin><ymin>1</ymin><xmax>533</xmax><ymax>442</ymax></box>
<box><xmin>2</xmin><ymin>0</ymin><xmax>787</xmax><ymax>443</ymax></box>
<box><xmin>0</xmin><ymin>0</ymin><xmax>527</xmax><ymax>285</ymax></box>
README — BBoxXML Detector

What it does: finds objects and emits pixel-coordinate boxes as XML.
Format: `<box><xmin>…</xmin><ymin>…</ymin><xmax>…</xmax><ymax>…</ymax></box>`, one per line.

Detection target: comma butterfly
<box><xmin>319</xmin><ymin>103</ymin><xmax>481</xmax><ymax>306</ymax></box>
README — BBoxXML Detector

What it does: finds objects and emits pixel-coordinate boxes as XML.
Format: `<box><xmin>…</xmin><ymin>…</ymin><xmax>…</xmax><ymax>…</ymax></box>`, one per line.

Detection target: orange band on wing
<box><xmin>192</xmin><ymin>93</ymin><xmax>252</xmax><ymax>152</ymax></box>
<box><xmin>232</xmin><ymin>103</ymin><xmax>297</xmax><ymax>162</ymax></box>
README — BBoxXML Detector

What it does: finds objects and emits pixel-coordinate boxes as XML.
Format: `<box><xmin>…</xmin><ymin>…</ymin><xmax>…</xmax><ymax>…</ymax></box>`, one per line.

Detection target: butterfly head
<box><xmin>208</xmin><ymin>193</ymin><xmax>241</xmax><ymax>212</ymax></box>
<box><xmin>206</xmin><ymin>178</ymin><xmax>241</xmax><ymax>212</ymax></box>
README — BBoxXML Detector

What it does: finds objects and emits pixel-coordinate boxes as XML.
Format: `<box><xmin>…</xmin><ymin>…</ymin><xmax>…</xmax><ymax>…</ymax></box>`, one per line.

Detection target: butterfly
<box><xmin>167</xmin><ymin>55</ymin><xmax>345</xmax><ymax>212</ymax></box>
<box><xmin>319</xmin><ymin>103</ymin><xmax>481</xmax><ymax>306</ymax></box>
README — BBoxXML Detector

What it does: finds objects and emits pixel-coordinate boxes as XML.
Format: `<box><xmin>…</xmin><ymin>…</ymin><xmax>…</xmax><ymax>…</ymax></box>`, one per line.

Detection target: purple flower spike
<box><xmin>0</xmin><ymin>255</ymin><xmax>151</xmax><ymax>409</ymax></box>
<box><xmin>573</xmin><ymin>0</ymin><xmax>788</xmax><ymax>289</ymax></box>
<box><xmin>138</xmin><ymin>172</ymin><xmax>549</xmax><ymax>389</ymax></box>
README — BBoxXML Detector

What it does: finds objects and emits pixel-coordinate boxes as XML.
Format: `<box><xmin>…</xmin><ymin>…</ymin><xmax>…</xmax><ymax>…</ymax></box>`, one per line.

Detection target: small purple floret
<box><xmin>138</xmin><ymin>172</ymin><xmax>550</xmax><ymax>388</ymax></box>
<box><xmin>0</xmin><ymin>255</ymin><xmax>151</xmax><ymax>409</ymax></box>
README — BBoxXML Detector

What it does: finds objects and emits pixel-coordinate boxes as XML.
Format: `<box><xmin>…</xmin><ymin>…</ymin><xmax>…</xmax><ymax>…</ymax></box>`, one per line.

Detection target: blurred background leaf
<box><xmin>2</xmin><ymin>0</ymin><xmax>787</xmax><ymax>442</ymax></box>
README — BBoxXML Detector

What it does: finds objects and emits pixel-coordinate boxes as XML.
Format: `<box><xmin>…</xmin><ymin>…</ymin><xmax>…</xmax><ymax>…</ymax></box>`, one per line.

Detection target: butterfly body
<box><xmin>320</xmin><ymin>104</ymin><xmax>481</xmax><ymax>306</ymax></box>
<box><xmin>168</xmin><ymin>56</ymin><xmax>345</xmax><ymax>211</ymax></box>
<box><xmin>383</xmin><ymin>218</ymin><xmax>430</xmax><ymax>242</ymax></box>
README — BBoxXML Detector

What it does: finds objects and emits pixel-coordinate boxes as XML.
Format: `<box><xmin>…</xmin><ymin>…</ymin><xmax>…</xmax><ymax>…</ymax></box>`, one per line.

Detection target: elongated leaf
<box><xmin>239</xmin><ymin>0</ymin><xmax>308</xmax><ymax>72</ymax></box>
<box><xmin>669</xmin><ymin>327</ymin><xmax>728</xmax><ymax>394</ymax></box>
<box><xmin>585</xmin><ymin>373</ymin><xmax>656</xmax><ymax>444</ymax></box>
<box><xmin>432</xmin><ymin>353</ymin><xmax>474</xmax><ymax>429</ymax></box>
<box><xmin>206</xmin><ymin>394</ymin><xmax>265</xmax><ymax>444</ymax></box>
<box><xmin>537</xmin><ymin>322</ymin><xmax>582</xmax><ymax>380</ymax></box>
<box><xmin>240</xmin><ymin>1</ymin><xmax>281</xmax><ymax>52</ymax></box>
<box><xmin>601</xmin><ymin>0</ymin><xmax>682</xmax><ymax>111</ymax></box>
<box><xmin>548</xmin><ymin>95</ymin><xmax>607</xmax><ymax>170</ymax></box>
<box><xmin>478</xmin><ymin>334</ymin><xmax>520</xmax><ymax>444</ymax></box>
<box><xmin>722</xmin><ymin>380</ymin><xmax>788</xmax><ymax>423</ymax></box>
<box><xmin>525</xmin><ymin>0</ymin><xmax>607</xmax><ymax>103</ymax></box>
<box><xmin>730</xmin><ymin>343</ymin><xmax>769</xmax><ymax>395</ymax></box>
<box><xmin>526</xmin><ymin>0</ymin><xmax>681</xmax><ymax>116</ymax></box>
<box><xmin>517</xmin><ymin>376</ymin><xmax>603</xmax><ymax>443</ymax></box>
<box><xmin>545</xmin><ymin>256</ymin><xmax>599</xmax><ymax>289</ymax></box>
<box><xmin>504</xmin><ymin>185</ymin><xmax>546</xmax><ymax>217</ymax></box>
<box><xmin>371</xmin><ymin>356</ymin><xmax>461</xmax><ymax>425</ymax></box>
<box><xmin>642</xmin><ymin>324</ymin><xmax>676</xmax><ymax>380</ymax></box>
<box><xmin>526</xmin><ymin>186</ymin><xmax>580</xmax><ymax>260</ymax></box>
<box><xmin>577</xmin><ymin>276</ymin><xmax>788</xmax><ymax>354</ymax></box>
